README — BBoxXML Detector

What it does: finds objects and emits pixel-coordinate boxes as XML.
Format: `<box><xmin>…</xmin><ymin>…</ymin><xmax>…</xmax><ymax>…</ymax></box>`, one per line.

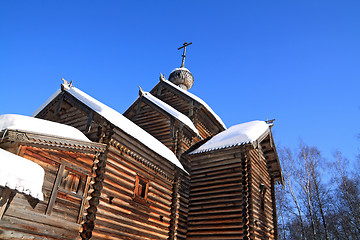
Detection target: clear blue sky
<box><xmin>1</xmin><ymin>1</ymin><xmax>359</xmax><ymax>163</ymax></box>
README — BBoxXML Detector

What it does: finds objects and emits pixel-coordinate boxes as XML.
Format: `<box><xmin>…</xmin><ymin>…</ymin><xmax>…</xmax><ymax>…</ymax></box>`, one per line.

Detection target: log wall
<box><xmin>186</xmin><ymin>148</ymin><xmax>247</xmax><ymax>240</ymax></box>
<box><xmin>90</xmin><ymin>144</ymin><xmax>175</xmax><ymax>240</ymax></box>
<box><xmin>177</xmin><ymin>173</ymin><xmax>190</xmax><ymax>240</ymax></box>
<box><xmin>186</xmin><ymin>146</ymin><xmax>278</xmax><ymax>240</ymax></box>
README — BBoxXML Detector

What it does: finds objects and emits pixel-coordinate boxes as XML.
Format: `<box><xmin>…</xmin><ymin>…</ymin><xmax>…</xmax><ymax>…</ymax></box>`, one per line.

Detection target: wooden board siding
<box><xmin>125</xmin><ymin>103</ymin><xmax>174</xmax><ymax>151</ymax></box>
<box><xmin>248</xmin><ymin>148</ymin><xmax>276</xmax><ymax>240</ymax></box>
<box><xmin>91</xmin><ymin>145</ymin><xmax>174</xmax><ymax>240</ymax></box>
<box><xmin>186</xmin><ymin>148</ymin><xmax>249</xmax><ymax>240</ymax></box>
<box><xmin>150</xmin><ymin>85</ymin><xmax>223</xmax><ymax>139</ymax></box>
<box><xmin>124</xmin><ymin>96</ymin><xmax>200</xmax><ymax>160</ymax></box>
<box><xmin>0</xmin><ymin>146</ymin><xmax>96</xmax><ymax>240</ymax></box>
<box><xmin>36</xmin><ymin>94</ymin><xmax>102</xmax><ymax>142</ymax></box>
<box><xmin>151</xmin><ymin>87</ymin><xmax>191</xmax><ymax>117</ymax></box>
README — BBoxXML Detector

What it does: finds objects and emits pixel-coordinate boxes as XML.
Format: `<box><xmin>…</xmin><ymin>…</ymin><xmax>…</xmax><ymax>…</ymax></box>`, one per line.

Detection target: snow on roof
<box><xmin>0</xmin><ymin>148</ymin><xmax>44</xmax><ymax>200</ymax></box>
<box><xmin>189</xmin><ymin>120</ymin><xmax>271</xmax><ymax>155</ymax></box>
<box><xmin>0</xmin><ymin>114</ymin><xmax>91</xmax><ymax>142</ymax></box>
<box><xmin>161</xmin><ymin>78</ymin><xmax>226</xmax><ymax>130</ymax></box>
<box><xmin>140</xmin><ymin>90</ymin><xmax>200</xmax><ymax>136</ymax></box>
<box><xmin>34</xmin><ymin>83</ymin><xmax>186</xmax><ymax>172</ymax></box>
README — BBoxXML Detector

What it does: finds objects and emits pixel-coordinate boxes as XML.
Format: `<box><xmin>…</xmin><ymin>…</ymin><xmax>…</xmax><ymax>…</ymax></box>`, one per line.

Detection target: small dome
<box><xmin>168</xmin><ymin>67</ymin><xmax>194</xmax><ymax>91</ymax></box>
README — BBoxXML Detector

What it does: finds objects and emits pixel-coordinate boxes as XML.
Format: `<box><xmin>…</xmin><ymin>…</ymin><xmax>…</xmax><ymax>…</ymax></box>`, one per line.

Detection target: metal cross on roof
<box><xmin>178</xmin><ymin>42</ymin><xmax>192</xmax><ymax>68</ymax></box>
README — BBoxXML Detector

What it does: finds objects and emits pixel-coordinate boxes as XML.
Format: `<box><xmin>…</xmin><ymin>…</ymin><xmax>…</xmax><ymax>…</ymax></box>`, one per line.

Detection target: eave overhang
<box><xmin>0</xmin><ymin>129</ymin><xmax>106</xmax><ymax>154</ymax></box>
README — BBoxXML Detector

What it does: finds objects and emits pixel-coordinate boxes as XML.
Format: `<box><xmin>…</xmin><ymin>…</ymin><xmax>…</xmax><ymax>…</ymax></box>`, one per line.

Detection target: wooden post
<box><xmin>168</xmin><ymin>172</ymin><xmax>180</xmax><ymax>240</ymax></box>
<box><xmin>77</xmin><ymin>176</ymin><xmax>91</xmax><ymax>224</ymax></box>
<box><xmin>80</xmin><ymin>125</ymin><xmax>112</xmax><ymax>240</ymax></box>
<box><xmin>46</xmin><ymin>164</ymin><xmax>65</xmax><ymax>215</ymax></box>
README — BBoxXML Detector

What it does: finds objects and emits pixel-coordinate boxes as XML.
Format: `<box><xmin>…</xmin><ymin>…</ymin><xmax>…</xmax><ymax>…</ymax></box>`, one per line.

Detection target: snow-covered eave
<box><xmin>1</xmin><ymin>114</ymin><xmax>91</xmax><ymax>143</ymax></box>
<box><xmin>189</xmin><ymin>127</ymin><xmax>271</xmax><ymax>155</ymax></box>
<box><xmin>187</xmin><ymin>127</ymin><xmax>284</xmax><ymax>184</ymax></box>
<box><xmin>0</xmin><ymin>129</ymin><xmax>106</xmax><ymax>153</ymax></box>
<box><xmin>157</xmin><ymin>77</ymin><xmax>227</xmax><ymax>130</ymax></box>
<box><xmin>110</xmin><ymin>127</ymin><xmax>189</xmax><ymax>177</ymax></box>
<box><xmin>188</xmin><ymin>141</ymin><xmax>253</xmax><ymax>155</ymax></box>
<box><xmin>139</xmin><ymin>90</ymin><xmax>201</xmax><ymax>137</ymax></box>
<box><xmin>33</xmin><ymin>83</ymin><xmax>187</xmax><ymax>174</ymax></box>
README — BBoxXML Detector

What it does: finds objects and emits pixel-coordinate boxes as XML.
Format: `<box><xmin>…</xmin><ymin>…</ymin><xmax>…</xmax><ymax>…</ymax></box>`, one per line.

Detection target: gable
<box><xmin>33</xmin><ymin>82</ymin><xmax>186</xmax><ymax>173</ymax></box>
<box><xmin>149</xmin><ymin>75</ymin><xmax>226</xmax><ymax>139</ymax></box>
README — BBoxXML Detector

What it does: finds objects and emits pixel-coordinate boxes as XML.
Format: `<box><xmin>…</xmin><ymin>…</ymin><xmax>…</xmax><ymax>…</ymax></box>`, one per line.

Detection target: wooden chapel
<box><xmin>0</xmin><ymin>42</ymin><xmax>283</xmax><ymax>240</ymax></box>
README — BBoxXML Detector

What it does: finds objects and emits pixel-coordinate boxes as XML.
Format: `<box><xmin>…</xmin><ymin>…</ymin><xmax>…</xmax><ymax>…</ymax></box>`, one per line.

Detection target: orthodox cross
<box><xmin>178</xmin><ymin>42</ymin><xmax>192</xmax><ymax>68</ymax></box>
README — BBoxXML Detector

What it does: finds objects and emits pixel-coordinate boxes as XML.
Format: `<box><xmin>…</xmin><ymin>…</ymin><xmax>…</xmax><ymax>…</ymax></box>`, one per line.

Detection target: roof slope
<box><xmin>140</xmin><ymin>90</ymin><xmax>200</xmax><ymax>136</ymax></box>
<box><xmin>160</xmin><ymin>77</ymin><xmax>226</xmax><ymax>130</ymax></box>
<box><xmin>32</xmin><ymin>83</ymin><xmax>186</xmax><ymax>172</ymax></box>
<box><xmin>0</xmin><ymin>148</ymin><xmax>44</xmax><ymax>200</ymax></box>
<box><xmin>0</xmin><ymin>114</ymin><xmax>90</xmax><ymax>142</ymax></box>
<box><xmin>190</xmin><ymin>120</ymin><xmax>271</xmax><ymax>154</ymax></box>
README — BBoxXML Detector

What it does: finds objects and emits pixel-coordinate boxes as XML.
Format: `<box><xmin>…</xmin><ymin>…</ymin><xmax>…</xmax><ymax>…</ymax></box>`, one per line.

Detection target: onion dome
<box><xmin>168</xmin><ymin>67</ymin><xmax>194</xmax><ymax>90</ymax></box>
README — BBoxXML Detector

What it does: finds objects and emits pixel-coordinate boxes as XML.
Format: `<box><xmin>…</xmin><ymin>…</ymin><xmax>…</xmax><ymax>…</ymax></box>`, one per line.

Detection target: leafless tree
<box><xmin>279</xmin><ymin>143</ymin><xmax>331</xmax><ymax>240</ymax></box>
<box><xmin>332</xmin><ymin>151</ymin><xmax>360</xmax><ymax>239</ymax></box>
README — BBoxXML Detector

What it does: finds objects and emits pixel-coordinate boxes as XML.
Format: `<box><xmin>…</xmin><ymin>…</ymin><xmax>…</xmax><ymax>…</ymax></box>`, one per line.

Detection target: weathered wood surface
<box><xmin>187</xmin><ymin>148</ymin><xmax>246</xmax><ymax>240</ymax></box>
<box><xmin>34</xmin><ymin>88</ymin><xmax>191</xmax><ymax>239</ymax></box>
<box><xmin>149</xmin><ymin>81</ymin><xmax>225</xmax><ymax>137</ymax></box>
<box><xmin>186</xmin><ymin>145</ymin><xmax>278</xmax><ymax>240</ymax></box>
<box><xmin>124</xmin><ymin>96</ymin><xmax>200</xmax><ymax>164</ymax></box>
<box><xmin>28</xmin><ymin>82</ymin><xmax>281</xmax><ymax>240</ymax></box>
<box><xmin>90</xmin><ymin>145</ymin><xmax>175</xmax><ymax>240</ymax></box>
<box><xmin>0</xmin><ymin>144</ymin><xmax>96</xmax><ymax>240</ymax></box>
<box><xmin>248</xmin><ymin>148</ymin><xmax>276</xmax><ymax>240</ymax></box>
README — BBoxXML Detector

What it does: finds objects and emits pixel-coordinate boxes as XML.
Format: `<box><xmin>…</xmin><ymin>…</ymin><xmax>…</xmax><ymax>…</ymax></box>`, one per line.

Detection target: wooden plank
<box><xmin>0</xmin><ymin>188</ymin><xmax>13</xmax><ymax>219</ymax></box>
<box><xmin>77</xmin><ymin>175</ymin><xmax>91</xmax><ymax>223</ymax></box>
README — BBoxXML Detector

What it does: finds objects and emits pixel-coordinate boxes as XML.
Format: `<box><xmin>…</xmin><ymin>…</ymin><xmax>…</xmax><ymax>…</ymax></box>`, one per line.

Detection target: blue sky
<box><xmin>1</xmin><ymin>1</ymin><xmax>359</xmax><ymax>163</ymax></box>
